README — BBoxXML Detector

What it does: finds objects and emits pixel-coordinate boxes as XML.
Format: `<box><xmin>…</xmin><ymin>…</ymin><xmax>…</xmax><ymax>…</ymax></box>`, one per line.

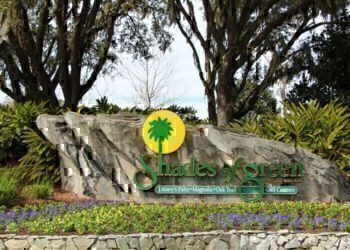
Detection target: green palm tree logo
<box><xmin>148</xmin><ymin>117</ymin><xmax>173</xmax><ymax>157</ymax></box>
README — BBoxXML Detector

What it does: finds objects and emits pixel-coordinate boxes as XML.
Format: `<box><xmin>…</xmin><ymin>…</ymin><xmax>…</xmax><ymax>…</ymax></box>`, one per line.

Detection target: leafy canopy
<box><xmin>0</xmin><ymin>0</ymin><xmax>172</xmax><ymax>109</ymax></box>
<box><xmin>287</xmin><ymin>11</ymin><xmax>350</xmax><ymax>106</ymax></box>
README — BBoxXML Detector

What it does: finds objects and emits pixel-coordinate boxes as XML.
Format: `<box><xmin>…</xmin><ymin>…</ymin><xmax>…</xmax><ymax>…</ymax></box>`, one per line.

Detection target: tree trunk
<box><xmin>62</xmin><ymin>80</ymin><xmax>81</xmax><ymax>111</ymax></box>
<box><xmin>216</xmin><ymin>62</ymin><xmax>235</xmax><ymax>127</ymax></box>
<box><xmin>207</xmin><ymin>86</ymin><xmax>217</xmax><ymax>123</ymax></box>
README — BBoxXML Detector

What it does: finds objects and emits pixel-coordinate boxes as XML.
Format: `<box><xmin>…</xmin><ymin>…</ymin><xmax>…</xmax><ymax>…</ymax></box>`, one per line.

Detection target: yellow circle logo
<box><xmin>142</xmin><ymin>110</ymin><xmax>186</xmax><ymax>154</ymax></box>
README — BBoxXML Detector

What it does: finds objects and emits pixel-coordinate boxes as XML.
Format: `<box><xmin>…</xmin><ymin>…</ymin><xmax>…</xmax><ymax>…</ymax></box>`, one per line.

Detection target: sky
<box><xmin>81</xmin><ymin>26</ymin><xmax>210</xmax><ymax>119</ymax></box>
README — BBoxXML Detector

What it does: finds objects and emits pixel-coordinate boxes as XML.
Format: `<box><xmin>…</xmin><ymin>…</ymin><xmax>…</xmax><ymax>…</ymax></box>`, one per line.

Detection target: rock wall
<box><xmin>1</xmin><ymin>230</ymin><xmax>350</xmax><ymax>249</ymax></box>
<box><xmin>36</xmin><ymin>112</ymin><xmax>350</xmax><ymax>203</ymax></box>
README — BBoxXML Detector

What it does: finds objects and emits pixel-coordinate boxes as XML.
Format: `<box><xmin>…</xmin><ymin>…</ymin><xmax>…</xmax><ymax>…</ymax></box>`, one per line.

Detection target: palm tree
<box><xmin>148</xmin><ymin>117</ymin><xmax>173</xmax><ymax>157</ymax></box>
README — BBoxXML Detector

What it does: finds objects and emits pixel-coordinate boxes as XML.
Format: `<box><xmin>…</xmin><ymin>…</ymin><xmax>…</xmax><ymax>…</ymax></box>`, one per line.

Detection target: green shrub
<box><xmin>78</xmin><ymin>96</ymin><xmax>121</xmax><ymax>115</ymax></box>
<box><xmin>0</xmin><ymin>102</ymin><xmax>48</xmax><ymax>163</ymax></box>
<box><xmin>232</xmin><ymin>101</ymin><xmax>350</xmax><ymax>168</ymax></box>
<box><xmin>78</xmin><ymin>97</ymin><xmax>204</xmax><ymax>124</ymax></box>
<box><xmin>0</xmin><ymin>172</ymin><xmax>18</xmax><ymax>207</ymax></box>
<box><xmin>16</xmin><ymin>128</ymin><xmax>59</xmax><ymax>184</ymax></box>
<box><xmin>21</xmin><ymin>179</ymin><xmax>54</xmax><ymax>200</ymax></box>
<box><xmin>0</xmin><ymin>102</ymin><xmax>60</xmax><ymax>184</ymax></box>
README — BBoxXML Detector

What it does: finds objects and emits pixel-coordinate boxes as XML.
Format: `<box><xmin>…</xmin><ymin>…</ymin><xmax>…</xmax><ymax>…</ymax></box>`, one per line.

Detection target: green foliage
<box><xmin>167</xmin><ymin>104</ymin><xmax>201</xmax><ymax>123</ymax></box>
<box><xmin>0</xmin><ymin>102</ymin><xmax>48</xmax><ymax>163</ymax></box>
<box><xmin>232</xmin><ymin>101</ymin><xmax>350</xmax><ymax>168</ymax></box>
<box><xmin>0</xmin><ymin>0</ymin><xmax>172</xmax><ymax>109</ymax></box>
<box><xmin>287</xmin><ymin>12</ymin><xmax>350</xmax><ymax>106</ymax></box>
<box><xmin>0</xmin><ymin>171</ymin><xmax>17</xmax><ymax>207</ymax></box>
<box><xmin>79</xmin><ymin>96</ymin><xmax>121</xmax><ymax>115</ymax></box>
<box><xmin>1</xmin><ymin>201</ymin><xmax>350</xmax><ymax>234</ymax></box>
<box><xmin>21</xmin><ymin>179</ymin><xmax>54</xmax><ymax>200</ymax></box>
<box><xmin>79</xmin><ymin>97</ymin><xmax>204</xmax><ymax>123</ymax></box>
<box><xmin>234</xmin><ymin>80</ymin><xmax>277</xmax><ymax>115</ymax></box>
<box><xmin>16</xmin><ymin>128</ymin><xmax>59</xmax><ymax>184</ymax></box>
<box><xmin>0</xmin><ymin>102</ymin><xmax>59</xmax><ymax>184</ymax></box>
<box><xmin>0</xmin><ymin>0</ymin><xmax>11</xmax><ymax>12</ymax></box>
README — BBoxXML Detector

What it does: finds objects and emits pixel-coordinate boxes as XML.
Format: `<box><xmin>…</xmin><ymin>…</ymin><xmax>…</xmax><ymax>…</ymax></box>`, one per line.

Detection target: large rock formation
<box><xmin>36</xmin><ymin>112</ymin><xmax>350</xmax><ymax>203</ymax></box>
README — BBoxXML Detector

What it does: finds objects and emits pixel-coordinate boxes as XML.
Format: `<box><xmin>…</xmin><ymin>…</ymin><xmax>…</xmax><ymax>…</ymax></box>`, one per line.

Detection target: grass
<box><xmin>1</xmin><ymin>201</ymin><xmax>350</xmax><ymax>234</ymax></box>
<box><xmin>0</xmin><ymin>172</ymin><xmax>18</xmax><ymax>207</ymax></box>
<box><xmin>21</xmin><ymin>179</ymin><xmax>54</xmax><ymax>200</ymax></box>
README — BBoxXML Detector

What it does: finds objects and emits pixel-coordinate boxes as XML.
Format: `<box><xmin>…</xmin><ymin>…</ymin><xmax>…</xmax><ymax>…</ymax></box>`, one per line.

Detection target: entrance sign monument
<box><xmin>133</xmin><ymin>110</ymin><xmax>303</xmax><ymax>202</ymax></box>
<box><xmin>36</xmin><ymin>111</ymin><xmax>350</xmax><ymax>203</ymax></box>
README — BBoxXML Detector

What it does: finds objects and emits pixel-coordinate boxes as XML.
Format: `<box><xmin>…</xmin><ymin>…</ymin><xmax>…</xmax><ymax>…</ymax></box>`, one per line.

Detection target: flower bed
<box><xmin>0</xmin><ymin>201</ymin><xmax>350</xmax><ymax>235</ymax></box>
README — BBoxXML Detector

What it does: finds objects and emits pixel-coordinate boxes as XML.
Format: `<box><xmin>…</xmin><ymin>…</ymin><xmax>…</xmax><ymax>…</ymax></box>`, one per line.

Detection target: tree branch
<box><xmin>36</xmin><ymin>0</ymin><xmax>51</xmax><ymax>59</ymax></box>
<box><xmin>175</xmin><ymin>16</ymin><xmax>207</xmax><ymax>88</ymax></box>
<box><xmin>176</xmin><ymin>0</ymin><xmax>215</xmax><ymax>62</ymax></box>
<box><xmin>80</xmin><ymin>14</ymin><xmax>118</xmax><ymax>99</ymax></box>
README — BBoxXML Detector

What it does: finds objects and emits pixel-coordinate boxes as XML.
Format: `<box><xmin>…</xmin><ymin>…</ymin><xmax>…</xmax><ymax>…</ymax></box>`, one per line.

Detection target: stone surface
<box><xmin>0</xmin><ymin>241</ymin><xmax>4</xmax><ymax>250</ymax></box>
<box><xmin>36</xmin><ymin>112</ymin><xmax>350</xmax><ymax>202</ymax></box>
<box><xmin>4</xmin><ymin>239</ymin><xmax>30</xmax><ymax>249</ymax></box>
<box><xmin>72</xmin><ymin>237</ymin><xmax>95</xmax><ymax>249</ymax></box>
<box><xmin>206</xmin><ymin>238</ymin><xmax>228</xmax><ymax>250</ymax></box>
<box><xmin>229</xmin><ymin>235</ymin><xmax>240</xmax><ymax>250</ymax></box>
<box><xmin>0</xmin><ymin>232</ymin><xmax>349</xmax><ymax>249</ymax></box>
<box><xmin>284</xmin><ymin>238</ymin><xmax>301</xmax><ymax>249</ymax></box>
<box><xmin>187</xmin><ymin>239</ymin><xmax>206</xmax><ymax>250</ymax></box>
<box><xmin>116</xmin><ymin>237</ymin><xmax>130</xmax><ymax>250</ymax></box>
<box><xmin>320</xmin><ymin>236</ymin><xmax>338</xmax><ymax>249</ymax></box>
<box><xmin>339</xmin><ymin>237</ymin><xmax>350</xmax><ymax>250</ymax></box>
<box><xmin>257</xmin><ymin>233</ymin><xmax>266</xmax><ymax>239</ymax></box>
<box><xmin>164</xmin><ymin>237</ymin><xmax>177</xmax><ymax>250</ymax></box>
<box><xmin>257</xmin><ymin>239</ymin><xmax>270</xmax><ymax>250</ymax></box>
<box><xmin>128</xmin><ymin>237</ymin><xmax>140</xmax><ymax>249</ymax></box>
<box><xmin>65</xmin><ymin>238</ymin><xmax>78</xmax><ymax>250</ymax></box>
<box><xmin>311</xmin><ymin>247</ymin><xmax>326</xmax><ymax>250</ymax></box>
<box><xmin>106</xmin><ymin>239</ymin><xmax>117</xmax><ymax>249</ymax></box>
<box><xmin>92</xmin><ymin>240</ymin><xmax>108</xmax><ymax>249</ymax></box>
<box><xmin>153</xmin><ymin>237</ymin><xmax>165</xmax><ymax>249</ymax></box>
<box><xmin>33</xmin><ymin>238</ymin><xmax>50</xmax><ymax>248</ymax></box>
<box><xmin>240</xmin><ymin>235</ymin><xmax>250</xmax><ymax>250</ymax></box>
<box><xmin>140</xmin><ymin>237</ymin><xmax>154</xmax><ymax>250</ymax></box>
<box><xmin>51</xmin><ymin>239</ymin><xmax>65</xmax><ymax>249</ymax></box>
<box><xmin>270</xmin><ymin>239</ymin><xmax>279</xmax><ymax>250</ymax></box>
<box><xmin>302</xmin><ymin>236</ymin><xmax>319</xmax><ymax>248</ymax></box>
<box><xmin>277</xmin><ymin>236</ymin><xmax>288</xmax><ymax>246</ymax></box>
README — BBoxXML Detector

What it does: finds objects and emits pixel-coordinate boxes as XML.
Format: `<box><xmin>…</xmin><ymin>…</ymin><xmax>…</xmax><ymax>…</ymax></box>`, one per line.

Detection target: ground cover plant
<box><xmin>0</xmin><ymin>201</ymin><xmax>350</xmax><ymax>235</ymax></box>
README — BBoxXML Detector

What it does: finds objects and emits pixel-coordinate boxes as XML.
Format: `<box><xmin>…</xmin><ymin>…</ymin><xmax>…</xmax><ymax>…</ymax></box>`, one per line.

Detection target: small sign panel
<box><xmin>155</xmin><ymin>185</ymin><xmax>298</xmax><ymax>195</ymax></box>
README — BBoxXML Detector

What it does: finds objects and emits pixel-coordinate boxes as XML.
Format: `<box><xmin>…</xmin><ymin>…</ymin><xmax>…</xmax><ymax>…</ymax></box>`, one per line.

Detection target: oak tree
<box><xmin>168</xmin><ymin>0</ymin><xmax>347</xmax><ymax>126</ymax></box>
<box><xmin>0</xmin><ymin>0</ymin><xmax>171</xmax><ymax>110</ymax></box>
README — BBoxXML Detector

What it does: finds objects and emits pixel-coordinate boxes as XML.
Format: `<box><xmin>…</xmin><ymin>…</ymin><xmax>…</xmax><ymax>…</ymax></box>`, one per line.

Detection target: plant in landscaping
<box><xmin>232</xmin><ymin>101</ymin><xmax>350</xmax><ymax>168</ymax></box>
<box><xmin>16</xmin><ymin>129</ymin><xmax>59</xmax><ymax>184</ymax></box>
<box><xmin>0</xmin><ymin>102</ymin><xmax>59</xmax><ymax>184</ymax></box>
<box><xmin>0</xmin><ymin>202</ymin><xmax>350</xmax><ymax>234</ymax></box>
<box><xmin>167</xmin><ymin>105</ymin><xmax>201</xmax><ymax>124</ymax></box>
<box><xmin>0</xmin><ymin>102</ymin><xmax>47</xmax><ymax>164</ymax></box>
<box><xmin>21</xmin><ymin>179</ymin><xmax>54</xmax><ymax>200</ymax></box>
<box><xmin>0</xmin><ymin>172</ymin><xmax>17</xmax><ymax>207</ymax></box>
<box><xmin>78</xmin><ymin>96</ymin><xmax>121</xmax><ymax>115</ymax></box>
